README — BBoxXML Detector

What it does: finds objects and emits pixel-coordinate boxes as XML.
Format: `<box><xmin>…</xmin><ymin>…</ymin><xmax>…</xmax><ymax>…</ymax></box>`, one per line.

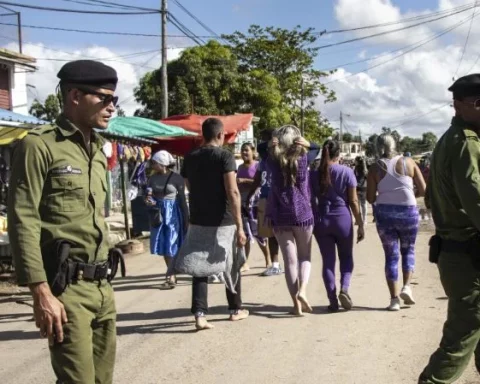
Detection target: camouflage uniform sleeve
<box><xmin>7</xmin><ymin>135</ymin><xmax>50</xmax><ymax>285</ymax></box>
<box><xmin>452</xmin><ymin>137</ymin><xmax>480</xmax><ymax>232</ymax></box>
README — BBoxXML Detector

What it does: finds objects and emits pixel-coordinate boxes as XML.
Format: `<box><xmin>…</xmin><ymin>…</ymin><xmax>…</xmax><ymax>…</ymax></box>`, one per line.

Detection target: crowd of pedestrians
<box><xmin>8</xmin><ymin>58</ymin><xmax>480</xmax><ymax>383</ymax></box>
<box><xmin>145</xmin><ymin>120</ymin><xmax>428</xmax><ymax>320</ymax></box>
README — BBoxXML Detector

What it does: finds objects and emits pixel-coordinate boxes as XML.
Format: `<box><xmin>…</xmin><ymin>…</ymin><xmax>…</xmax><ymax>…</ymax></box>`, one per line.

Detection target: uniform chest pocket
<box><xmin>48</xmin><ymin>176</ymin><xmax>87</xmax><ymax>212</ymax></box>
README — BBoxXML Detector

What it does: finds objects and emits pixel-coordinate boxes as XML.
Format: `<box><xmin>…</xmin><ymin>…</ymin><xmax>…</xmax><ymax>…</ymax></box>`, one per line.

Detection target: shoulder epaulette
<box><xmin>463</xmin><ymin>128</ymin><xmax>479</xmax><ymax>140</ymax></box>
<box><xmin>27</xmin><ymin>124</ymin><xmax>57</xmax><ymax>137</ymax></box>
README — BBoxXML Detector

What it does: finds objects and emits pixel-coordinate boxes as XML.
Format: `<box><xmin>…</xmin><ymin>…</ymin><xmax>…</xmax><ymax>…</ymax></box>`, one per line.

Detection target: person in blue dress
<box><xmin>146</xmin><ymin>150</ymin><xmax>189</xmax><ymax>289</ymax></box>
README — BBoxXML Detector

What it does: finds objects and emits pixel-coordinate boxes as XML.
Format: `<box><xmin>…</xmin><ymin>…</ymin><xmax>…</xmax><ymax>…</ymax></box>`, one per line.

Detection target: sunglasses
<box><xmin>75</xmin><ymin>87</ymin><xmax>119</xmax><ymax>107</ymax></box>
<box><xmin>462</xmin><ymin>99</ymin><xmax>480</xmax><ymax>110</ymax></box>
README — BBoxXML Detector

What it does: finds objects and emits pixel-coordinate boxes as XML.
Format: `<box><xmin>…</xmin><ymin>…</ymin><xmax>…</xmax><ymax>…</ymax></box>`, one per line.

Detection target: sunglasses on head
<box><xmin>75</xmin><ymin>87</ymin><xmax>119</xmax><ymax>107</ymax></box>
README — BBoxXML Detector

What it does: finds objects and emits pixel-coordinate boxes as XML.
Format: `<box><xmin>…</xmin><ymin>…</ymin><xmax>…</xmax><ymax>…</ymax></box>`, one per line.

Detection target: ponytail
<box><xmin>318</xmin><ymin>139</ymin><xmax>341</xmax><ymax>195</ymax></box>
<box><xmin>319</xmin><ymin>146</ymin><xmax>331</xmax><ymax>195</ymax></box>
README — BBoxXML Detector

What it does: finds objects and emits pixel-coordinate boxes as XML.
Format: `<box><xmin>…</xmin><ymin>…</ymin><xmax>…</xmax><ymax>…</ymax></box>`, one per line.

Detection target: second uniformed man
<box><xmin>8</xmin><ymin>60</ymin><xmax>119</xmax><ymax>383</ymax></box>
<box><xmin>419</xmin><ymin>74</ymin><xmax>480</xmax><ymax>383</ymax></box>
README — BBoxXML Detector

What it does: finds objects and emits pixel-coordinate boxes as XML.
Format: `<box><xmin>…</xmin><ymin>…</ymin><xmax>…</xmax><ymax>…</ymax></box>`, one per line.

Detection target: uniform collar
<box><xmin>451</xmin><ymin>116</ymin><xmax>480</xmax><ymax>138</ymax></box>
<box><xmin>55</xmin><ymin>114</ymin><xmax>78</xmax><ymax>137</ymax></box>
<box><xmin>55</xmin><ymin>114</ymin><xmax>105</xmax><ymax>147</ymax></box>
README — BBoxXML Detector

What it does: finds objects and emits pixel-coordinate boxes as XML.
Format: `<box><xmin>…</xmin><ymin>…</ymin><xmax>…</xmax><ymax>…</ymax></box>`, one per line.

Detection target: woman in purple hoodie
<box><xmin>266</xmin><ymin>125</ymin><xmax>314</xmax><ymax>316</ymax></box>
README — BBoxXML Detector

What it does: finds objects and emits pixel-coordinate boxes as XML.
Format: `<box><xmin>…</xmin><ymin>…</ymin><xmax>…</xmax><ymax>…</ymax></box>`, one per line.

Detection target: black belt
<box><xmin>440</xmin><ymin>238</ymin><xmax>471</xmax><ymax>253</ymax></box>
<box><xmin>67</xmin><ymin>261</ymin><xmax>110</xmax><ymax>282</ymax></box>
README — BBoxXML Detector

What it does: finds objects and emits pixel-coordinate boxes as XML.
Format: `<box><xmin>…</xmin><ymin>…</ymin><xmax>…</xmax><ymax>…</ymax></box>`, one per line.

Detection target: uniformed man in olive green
<box><xmin>8</xmin><ymin>60</ymin><xmax>119</xmax><ymax>384</ymax></box>
<box><xmin>419</xmin><ymin>74</ymin><xmax>480</xmax><ymax>383</ymax></box>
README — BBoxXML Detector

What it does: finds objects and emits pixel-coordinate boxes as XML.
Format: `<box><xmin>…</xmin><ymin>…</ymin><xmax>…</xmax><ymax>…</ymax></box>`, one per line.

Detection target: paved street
<box><xmin>0</xmin><ymin>224</ymin><xmax>477</xmax><ymax>384</ymax></box>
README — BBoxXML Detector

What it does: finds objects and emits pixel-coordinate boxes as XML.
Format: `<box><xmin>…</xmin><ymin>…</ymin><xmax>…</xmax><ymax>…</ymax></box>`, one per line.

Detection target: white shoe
<box><xmin>387</xmin><ymin>297</ymin><xmax>401</xmax><ymax>311</ymax></box>
<box><xmin>400</xmin><ymin>285</ymin><xmax>416</xmax><ymax>305</ymax></box>
<box><xmin>208</xmin><ymin>275</ymin><xmax>221</xmax><ymax>284</ymax></box>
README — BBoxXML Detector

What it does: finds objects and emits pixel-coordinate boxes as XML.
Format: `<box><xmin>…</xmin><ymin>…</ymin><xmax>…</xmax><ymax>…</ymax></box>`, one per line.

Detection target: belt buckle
<box><xmin>76</xmin><ymin>264</ymin><xmax>84</xmax><ymax>281</ymax></box>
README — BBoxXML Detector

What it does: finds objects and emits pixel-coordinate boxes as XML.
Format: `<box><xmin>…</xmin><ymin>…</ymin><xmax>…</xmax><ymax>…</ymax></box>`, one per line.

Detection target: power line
<box><xmin>390</xmin><ymin>103</ymin><xmax>450</xmax><ymax>130</ymax></box>
<box><xmin>0</xmin><ymin>1</ymin><xmax>159</xmax><ymax>15</ymax></box>
<box><xmin>453</xmin><ymin>6</ymin><xmax>476</xmax><ymax>78</ymax></box>
<box><xmin>171</xmin><ymin>0</ymin><xmax>224</xmax><ymax>41</ymax></box>
<box><xmin>118</xmin><ymin>52</ymin><xmax>162</xmax><ymax>107</ymax></box>
<box><xmin>60</xmin><ymin>0</ymin><xmax>130</xmax><ymax>10</ymax></box>
<box><xmin>71</xmin><ymin>0</ymin><xmax>160</xmax><ymax>12</ymax></box>
<box><xmin>316</xmin><ymin>3</ymin><xmax>478</xmax><ymax>50</ymax></box>
<box><xmin>321</xmin><ymin>1</ymin><xmax>477</xmax><ymax>35</ymax></box>
<box><xmin>35</xmin><ymin>49</ymin><xmax>160</xmax><ymax>62</ymax></box>
<box><xmin>0</xmin><ymin>21</ymin><xmax>219</xmax><ymax>38</ymax></box>
<box><xmin>465</xmin><ymin>52</ymin><xmax>480</xmax><ymax>74</ymax></box>
<box><xmin>324</xmin><ymin>11</ymin><xmax>480</xmax><ymax>85</ymax></box>
<box><xmin>167</xmin><ymin>12</ymin><xmax>204</xmax><ymax>45</ymax></box>
<box><xmin>0</xmin><ymin>33</ymin><xmax>160</xmax><ymax>70</ymax></box>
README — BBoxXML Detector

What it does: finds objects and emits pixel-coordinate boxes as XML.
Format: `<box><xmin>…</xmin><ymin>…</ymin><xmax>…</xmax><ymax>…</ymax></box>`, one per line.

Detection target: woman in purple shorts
<box><xmin>310</xmin><ymin>140</ymin><xmax>365</xmax><ymax>312</ymax></box>
<box><xmin>367</xmin><ymin>134</ymin><xmax>426</xmax><ymax>311</ymax></box>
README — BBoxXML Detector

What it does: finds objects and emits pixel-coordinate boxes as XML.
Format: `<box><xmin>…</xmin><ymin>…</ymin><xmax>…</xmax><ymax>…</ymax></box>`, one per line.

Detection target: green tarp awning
<box><xmin>107</xmin><ymin>116</ymin><xmax>197</xmax><ymax>138</ymax></box>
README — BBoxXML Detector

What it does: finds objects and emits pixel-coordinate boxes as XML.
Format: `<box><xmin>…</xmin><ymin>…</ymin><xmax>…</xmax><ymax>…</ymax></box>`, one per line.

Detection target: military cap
<box><xmin>57</xmin><ymin>60</ymin><xmax>118</xmax><ymax>91</ymax></box>
<box><xmin>448</xmin><ymin>73</ymin><xmax>480</xmax><ymax>99</ymax></box>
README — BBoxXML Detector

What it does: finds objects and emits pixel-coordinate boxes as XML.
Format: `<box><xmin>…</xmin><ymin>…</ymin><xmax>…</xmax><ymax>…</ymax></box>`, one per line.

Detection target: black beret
<box><xmin>448</xmin><ymin>73</ymin><xmax>480</xmax><ymax>99</ymax></box>
<box><xmin>57</xmin><ymin>60</ymin><xmax>118</xmax><ymax>91</ymax></box>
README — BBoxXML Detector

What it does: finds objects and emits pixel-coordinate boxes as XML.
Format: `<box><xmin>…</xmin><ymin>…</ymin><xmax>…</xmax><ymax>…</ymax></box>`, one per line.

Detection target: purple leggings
<box><xmin>274</xmin><ymin>226</ymin><xmax>313</xmax><ymax>298</ymax></box>
<box><xmin>374</xmin><ymin>204</ymin><xmax>419</xmax><ymax>281</ymax></box>
<box><xmin>314</xmin><ymin>209</ymin><xmax>354</xmax><ymax>305</ymax></box>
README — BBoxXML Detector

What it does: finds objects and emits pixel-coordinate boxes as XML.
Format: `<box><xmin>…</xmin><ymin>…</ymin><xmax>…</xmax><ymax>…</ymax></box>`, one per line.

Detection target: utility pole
<box><xmin>17</xmin><ymin>12</ymin><xmax>22</xmax><ymax>54</ymax></box>
<box><xmin>339</xmin><ymin>111</ymin><xmax>343</xmax><ymax>144</ymax></box>
<box><xmin>160</xmin><ymin>0</ymin><xmax>168</xmax><ymax>119</ymax></box>
<box><xmin>300</xmin><ymin>77</ymin><xmax>305</xmax><ymax>136</ymax></box>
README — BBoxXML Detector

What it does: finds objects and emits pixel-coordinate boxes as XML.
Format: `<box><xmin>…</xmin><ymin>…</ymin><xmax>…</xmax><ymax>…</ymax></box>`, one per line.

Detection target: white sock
<box><xmin>272</xmin><ymin>262</ymin><xmax>280</xmax><ymax>269</ymax></box>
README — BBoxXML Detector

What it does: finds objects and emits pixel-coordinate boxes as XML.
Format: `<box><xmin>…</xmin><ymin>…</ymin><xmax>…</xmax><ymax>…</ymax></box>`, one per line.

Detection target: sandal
<box><xmin>160</xmin><ymin>278</ymin><xmax>175</xmax><ymax>290</ymax></box>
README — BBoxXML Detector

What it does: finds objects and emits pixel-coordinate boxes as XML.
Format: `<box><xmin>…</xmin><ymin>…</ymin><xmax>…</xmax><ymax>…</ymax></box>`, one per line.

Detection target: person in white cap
<box><xmin>146</xmin><ymin>150</ymin><xmax>189</xmax><ymax>289</ymax></box>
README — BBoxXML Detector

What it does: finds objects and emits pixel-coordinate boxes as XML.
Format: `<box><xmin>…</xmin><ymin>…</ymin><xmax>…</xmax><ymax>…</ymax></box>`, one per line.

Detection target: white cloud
<box><xmin>6</xmin><ymin>42</ymin><xmax>183</xmax><ymax>116</ymax></box>
<box><xmin>313</xmin><ymin>0</ymin><xmax>480</xmax><ymax>139</ymax></box>
<box><xmin>318</xmin><ymin>44</ymin><xmax>479</xmax><ymax>138</ymax></box>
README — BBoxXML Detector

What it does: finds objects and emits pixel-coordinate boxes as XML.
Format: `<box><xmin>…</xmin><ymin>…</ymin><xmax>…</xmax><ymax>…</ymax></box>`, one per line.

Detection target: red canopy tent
<box><xmin>153</xmin><ymin>113</ymin><xmax>254</xmax><ymax>156</ymax></box>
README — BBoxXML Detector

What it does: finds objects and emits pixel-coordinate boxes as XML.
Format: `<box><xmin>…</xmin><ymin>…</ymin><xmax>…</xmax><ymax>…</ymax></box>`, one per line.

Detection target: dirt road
<box><xmin>0</xmin><ymin>224</ymin><xmax>477</xmax><ymax>384</ymax></box>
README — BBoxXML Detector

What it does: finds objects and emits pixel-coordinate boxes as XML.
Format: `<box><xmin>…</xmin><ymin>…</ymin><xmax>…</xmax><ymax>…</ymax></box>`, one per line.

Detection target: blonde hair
<box><xmin>270</xmin><ymin>125</ymin><xmax>307</xmax><ymax>186</ymax></box>
<box><xmin>376</xmin><ymin>134</ymin><xmax>397</xmax><ymax>158</ymax></box>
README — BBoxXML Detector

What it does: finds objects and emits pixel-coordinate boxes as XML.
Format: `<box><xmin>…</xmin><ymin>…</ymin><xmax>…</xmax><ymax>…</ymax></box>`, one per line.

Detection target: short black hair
<box><xmin>260</xmin><ymin>128</ymin><xmax>274</xmax><ymax>141</ymax></box>
<box><xmin>241</xmin><ymin>142</ymin><xmax>255</xmax><ymax>152</ymax></box>
<box><xmin>202</xmin><ymin>117</ymin><xmax>224</xmax><ymax>141</ymax></box>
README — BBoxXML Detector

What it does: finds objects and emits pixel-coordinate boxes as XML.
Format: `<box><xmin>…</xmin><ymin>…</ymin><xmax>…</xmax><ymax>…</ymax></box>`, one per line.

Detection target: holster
<box><xmin>107</xmin><ymin>248</ymin><xmax>126</xmax><ymax>282</ymax></box>
<box><xmin>428</xmin><ymin>235</ymin><xmax>442</xmax><ymax>264</ymax></box>
<box><xmin>50</xmin><ymin>240</ymin><xmax>75</xmax><ymax>297</ymax></box>
<box><xmin>432</xmin><ymin>234</ymin><xmax>480</xmax><ymax>271</ymax></box>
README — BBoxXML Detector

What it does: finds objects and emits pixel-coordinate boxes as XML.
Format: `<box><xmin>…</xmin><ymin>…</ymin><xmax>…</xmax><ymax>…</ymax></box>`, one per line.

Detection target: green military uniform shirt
<box><xmin>426</xmin><ymin>116</ymin><xmax>480</xmax><ymax>241</ymax></box>
<box><xmin>7</xmin><ymin>114</ymin><xmax>109</xmax><ymax>286</ymax></box>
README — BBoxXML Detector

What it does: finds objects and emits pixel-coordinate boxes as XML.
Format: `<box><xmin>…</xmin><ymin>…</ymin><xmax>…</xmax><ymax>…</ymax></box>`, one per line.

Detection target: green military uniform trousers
<box><xmin>50</xmin><ymin>279</ymin><xmax>116</xmax><ymax>384</ymax></box>
<box><xmin>419</xmin><ymin>251</ymin><xmax>480</xmax><ymax>383</ymax></box>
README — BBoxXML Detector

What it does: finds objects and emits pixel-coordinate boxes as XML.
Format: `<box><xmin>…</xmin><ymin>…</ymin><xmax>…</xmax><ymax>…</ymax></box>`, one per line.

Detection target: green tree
<box><xmin>135</xmin><ymin>40</ymin><xmax>287</xmax><ymax>132</ymax></box>
<box><xmin>381</xmin><ymin>127</ymin><xmax>401</xmax><ymax>145</ymax></box>
<box><xmin>420</xmin><ymin>132</ymin><xmax>437</xmax><ymax>152</ymax></box>
<box><xmin>365</xmin><ymin>134</ymin><xmax>378</xmax><ymax>158</ymax></box>
<box><xmin>29</xmin><ymin>94</ymin><xmax>61</xmax><ymax>122</ymax></box>
<box><xmin>116</xmin><ymin>107</ymin><xmax>126</xmax><ymax>117</ymax></box>
<box><xmin>342</xmin><ymin>132</ymin><xmax>353</xmax><ymax>142</ymax></box>
<box><xmin>223</xmin><ymin>25</ymin><xmax>335</xmax><ymax>142</ymax></box>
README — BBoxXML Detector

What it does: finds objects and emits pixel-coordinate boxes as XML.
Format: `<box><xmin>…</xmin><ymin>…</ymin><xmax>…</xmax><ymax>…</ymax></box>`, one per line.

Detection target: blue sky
<box><xmin>2</xmin><ymin>0</ymin><xmax>441</xmax><ymax>71</ymax></box>
<box><xmin>1</xmin><ymin>0</ymin><xmax>477</xmax><ymax>137</ymax></box>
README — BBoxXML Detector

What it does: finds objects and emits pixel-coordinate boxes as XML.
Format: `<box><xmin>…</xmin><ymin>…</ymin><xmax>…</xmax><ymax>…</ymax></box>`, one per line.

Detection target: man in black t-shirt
<box><xmin>180</xmin><ymin>117</ymin><xmax>248</xmax><ymax>331</ymax></box>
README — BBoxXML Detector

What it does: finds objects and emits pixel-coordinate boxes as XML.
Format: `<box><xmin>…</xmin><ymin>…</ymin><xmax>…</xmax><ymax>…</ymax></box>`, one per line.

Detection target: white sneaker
<box><xmin>400</xmin><ymin>285</ymin><xmax>416</xmax><ymax>305</ymax></box>
<box><xmin>387</xmin><ymin>297</ymin><xmax>401</xmax><ymax>311</ymax></box>
<box><xmin>208</xmin><ymin>275</ymin><xmax>221</xmax><ymax>284</ymax></box>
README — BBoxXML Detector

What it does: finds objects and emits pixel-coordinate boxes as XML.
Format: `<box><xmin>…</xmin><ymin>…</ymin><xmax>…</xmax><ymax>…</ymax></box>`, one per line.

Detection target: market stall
<box><xmin>0</xmin><ymin>110</ymin><xmax>47</xmax><ymax>272</ymax></box>
<box><xmin>157</xmin><ymin>113</ymin><xmax>254</xmax><ymax>156</ymax></box>
<box><xmin>104</xmin><ymin>116</ymin><xmax>195</xmax><ymax>238</ymax></box>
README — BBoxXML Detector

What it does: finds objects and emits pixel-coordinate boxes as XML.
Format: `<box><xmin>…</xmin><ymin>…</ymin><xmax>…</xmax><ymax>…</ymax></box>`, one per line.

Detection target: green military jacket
<box><xmin>426</xmin><ymin>116</ymin><xmax>480</xmax><ymax>241</ymax></box>
<box><xmin>7</xmin><ymin>114</ymin><xmax>109</xmax><ymax>286</ymax></box>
